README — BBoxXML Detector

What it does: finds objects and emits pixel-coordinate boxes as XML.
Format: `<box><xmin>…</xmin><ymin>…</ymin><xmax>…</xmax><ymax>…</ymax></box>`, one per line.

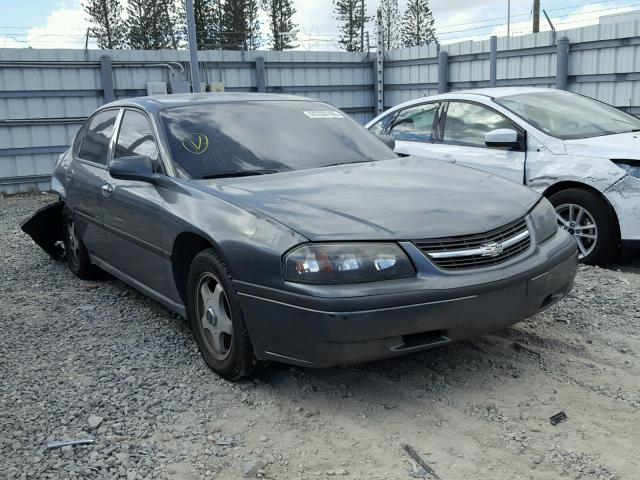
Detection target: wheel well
<box><xmin>542</xmin><ymin>181</ymin><xmax>621</xmax><ymax>244</ymax></box>
<box><xmin>171</xmin><ymin>232</ymin><xmax>217</xmax><ymax>306</ymax></box>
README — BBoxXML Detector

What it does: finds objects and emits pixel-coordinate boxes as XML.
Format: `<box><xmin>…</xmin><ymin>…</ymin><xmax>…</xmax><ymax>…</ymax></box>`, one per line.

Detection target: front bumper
<box><xmin>237</xmin><ymin>231</ymin><xmax>578</xmax><ymax>367</ymax></box>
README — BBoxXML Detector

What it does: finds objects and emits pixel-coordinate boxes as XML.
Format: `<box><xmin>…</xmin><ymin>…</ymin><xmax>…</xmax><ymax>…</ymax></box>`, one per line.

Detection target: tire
<box><xmin>548</xmin><ymin>188</ymin><xmax>616</xmax><ymax>266</ymax></box>
<box><xmin>187</xmin><ymin>249</ymin><xmax>262</xmax><ymax>380</ymax></box>
<box><xmin>62</xmin><ymin>211</ymin><xmax>96</xmax><ymax>279</ymax></box>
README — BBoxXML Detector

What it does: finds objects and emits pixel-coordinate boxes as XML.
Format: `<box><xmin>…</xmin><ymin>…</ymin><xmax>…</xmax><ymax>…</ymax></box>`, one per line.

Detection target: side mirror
<box><xmin>485</xmin><ymin>128</ymin><xmax>519</xmax><ymax>148</ymax></box>
<box><xmin>109</xmin><ymin>155</ymin><xmax>158</xmax><ymax>184</ymax></box>
<box><xmin>376</xmin><ymin>134</ymin><xmax>396</xmax><ymax>151</ymax></box>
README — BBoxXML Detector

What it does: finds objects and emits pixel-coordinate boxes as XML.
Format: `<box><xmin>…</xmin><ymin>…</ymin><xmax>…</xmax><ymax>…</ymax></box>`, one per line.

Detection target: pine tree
<box><xmin>333</xmin><ymin>0</ymin><xmax>369</xmax><ymax>52</ymax></box>
<box><xmin>126</xmin><ymin>0</ymin><xmax>177</xmax><ymax>49</ymax></box>
<box><xmin>166</xmin><ymin>0</ymin><xmax>183</xmax><ymax>49</ymax></box>
<box><xmin>245</xmin><ymin>0</ymin><xmax>261</xmax><ymax>50</ymax></box>
<box><xmin>262</xmin><ymin>0</ymin><xmax>298</xmax><ymax>51</ymax></box>
<box><xmin>220</xmin><ymin>0</ymin><xmax>262</xmax><ymax>50</ymax></box>
<box><xmin>401</xmin><ymin>0</ymin><xmax>436</xmax><ymax>48</ymax></box>
<box><xmin>82</xmin><ymin>0</ymin><xmax>126</xmax><ymax>49</ymax></box>
<box><xmin>188</xmin><ymin>0</ymin><xmax>223</xmax><ymax>49</ymax></box>
<box><xmin>379</xmin><ymin>0</ymin><xmax>400</xmax><ymax>51</ymax></box>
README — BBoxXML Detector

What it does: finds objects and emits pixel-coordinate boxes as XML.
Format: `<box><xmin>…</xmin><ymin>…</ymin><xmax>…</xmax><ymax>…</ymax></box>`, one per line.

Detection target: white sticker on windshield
<box><xmin>303</xmin><ymin>111</ymin><xmax>344</xmax><ymax>119</ymax></box>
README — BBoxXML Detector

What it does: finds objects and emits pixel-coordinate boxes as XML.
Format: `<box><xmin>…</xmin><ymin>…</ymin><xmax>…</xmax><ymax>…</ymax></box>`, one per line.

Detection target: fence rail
<box><xmin>3</xmin><ymin>19</ymin><xmax>640</xmax><ymax>193</ymax></box>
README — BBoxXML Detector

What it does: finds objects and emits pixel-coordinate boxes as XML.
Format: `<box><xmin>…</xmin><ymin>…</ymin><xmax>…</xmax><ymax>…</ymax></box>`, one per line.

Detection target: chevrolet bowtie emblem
<box><xmin>480</xmin><ymin>241</ymin><xmax>504</xmax><ymax>257</ymax></box>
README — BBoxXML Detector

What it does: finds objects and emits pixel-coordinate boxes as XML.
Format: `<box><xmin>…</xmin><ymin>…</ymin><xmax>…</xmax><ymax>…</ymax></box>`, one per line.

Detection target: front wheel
<box><xmin>63</xmin><ymin>211</ymin><xmax>96</xmax><ymax>279</ymax></box>
<box><xmin>548</xmin><ymin>188</ymin><xmax>616</xmax><ymax>265</ymax></box>
<box><xmin>186</xmin><ymin>249</ymin><xmax>262</xmax><ymax>380</ymax></box>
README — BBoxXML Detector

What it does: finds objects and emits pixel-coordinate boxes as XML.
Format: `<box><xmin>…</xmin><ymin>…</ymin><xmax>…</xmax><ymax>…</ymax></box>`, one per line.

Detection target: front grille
<box><xmin>414</xmin><ymin>218</ymin><xmax>531</xmax><ymax>270</ymax></box>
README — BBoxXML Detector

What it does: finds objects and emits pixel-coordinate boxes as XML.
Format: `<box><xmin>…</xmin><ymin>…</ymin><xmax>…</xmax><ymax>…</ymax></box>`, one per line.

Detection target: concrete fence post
<box><xmin>489</xmin><ymin>36</ymin><xmax>498</xmax><ymax>88</ymax></box>
<box><xmin>438</xmin><ymin>50</ymin><xmax>448</xmax><ymax>94</ymax></box>
<box><xmin>255</xmin><ymin>56</ymin><xmax>266</xmax><ymax>93</ymax></box>
<box><xmin>100</xmin><ymin>55</ymin><xmax>115</xmax><ymax>104</ymax></box>
<box><xmin>556</xmin><ymin>36</ymin><xmax>569</xmax><ymax>90</ymax></box>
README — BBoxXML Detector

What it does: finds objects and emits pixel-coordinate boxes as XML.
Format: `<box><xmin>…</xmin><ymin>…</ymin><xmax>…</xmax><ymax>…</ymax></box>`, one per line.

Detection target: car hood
<box><xmin>199</xmin><ymin>157</ymin><xmax>540</xmax><ymax>241</ymax></box>
<box><xmin>564</xmin><ymin>131</ymin><xmax>640</xmax><ymax>160</ymax></box>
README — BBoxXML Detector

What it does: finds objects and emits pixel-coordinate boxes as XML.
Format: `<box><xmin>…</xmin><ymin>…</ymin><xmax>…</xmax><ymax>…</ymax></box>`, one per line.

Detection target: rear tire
<box><xmin>548</xmin><ymin>188</ymin><xmax>616</xmax><ymax>266</ymax></box>
<box><xmin>62</xmin><ymin>211</ymin><xmax>96</xmax><ymax>279</ymax></box>
<box><xmin>187</xmin><ymin>249</ymin><xmax>262</xmax><ymax>380</ymax></box>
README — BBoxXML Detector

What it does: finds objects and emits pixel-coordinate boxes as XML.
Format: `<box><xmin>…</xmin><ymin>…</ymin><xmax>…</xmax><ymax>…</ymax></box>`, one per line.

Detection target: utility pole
<box><xmin>533</xmin><ymin>0</ymin><xmax>540</xmax><ymax>33</ymax></box>
<box><xmin>376</xmin><ymin>9</ymin><xmax>384</xmax><ymax>115</ymax></box>
<box><xmin>185</xmin><ymin>0</ymin><xmax>202</xmax><ymax>92</ymax></box>
<box><xmin>507</xmin><ymin>0</ymin><xmax>511</xmax><ymax>37</ymax></box>
<box><xmin>360</xmin><ymin>0</ymin><xmax>365</xmax><ymax>52</ymax></box>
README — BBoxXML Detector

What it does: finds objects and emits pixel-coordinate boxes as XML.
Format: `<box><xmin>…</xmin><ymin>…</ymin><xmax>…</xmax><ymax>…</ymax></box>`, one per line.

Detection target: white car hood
<box><xmin>564</xmin><ymin>131</ymin><xmax>640</xmax><ymax>160</ymax></box>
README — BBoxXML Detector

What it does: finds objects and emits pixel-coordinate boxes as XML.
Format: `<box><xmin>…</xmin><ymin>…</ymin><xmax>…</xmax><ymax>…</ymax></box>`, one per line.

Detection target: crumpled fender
<box><xmin>21</xmin><ymin>201</ymin><xmax>65</xmax><ymax>259</ymax></box>
<box><xmin>527</xmin><ymin>154</ymin><xmax>627</xmax><ymax>194</ymax></box>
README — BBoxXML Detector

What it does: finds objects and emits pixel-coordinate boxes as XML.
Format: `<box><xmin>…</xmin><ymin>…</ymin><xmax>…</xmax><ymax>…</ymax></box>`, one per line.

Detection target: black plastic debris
<box><xmin>550</xmin><ymin>411</ymin><xmax>568</xmax><ymax>426</ymax></box>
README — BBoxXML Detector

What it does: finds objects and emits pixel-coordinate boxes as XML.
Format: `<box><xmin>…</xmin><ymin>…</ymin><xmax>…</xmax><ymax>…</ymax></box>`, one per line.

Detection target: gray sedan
<box><xmin>23</xmin><ymin>93</ymin><xmax>578</xmax><ymax>379</ymax></box>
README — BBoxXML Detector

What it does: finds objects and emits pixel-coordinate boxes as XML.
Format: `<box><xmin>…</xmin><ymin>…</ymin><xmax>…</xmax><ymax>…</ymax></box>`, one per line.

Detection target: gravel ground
<box><xmin>1</xmin><ymin>193</ymin><xmax>639</xmax><ymax>480</ymax></box>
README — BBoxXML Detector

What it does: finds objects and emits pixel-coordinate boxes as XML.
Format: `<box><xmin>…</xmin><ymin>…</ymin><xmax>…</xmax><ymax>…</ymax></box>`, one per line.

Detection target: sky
<box><xmin>0</xmin><ymin>0</ymin><xmax>637</xmax><ymax>50</ymax></box>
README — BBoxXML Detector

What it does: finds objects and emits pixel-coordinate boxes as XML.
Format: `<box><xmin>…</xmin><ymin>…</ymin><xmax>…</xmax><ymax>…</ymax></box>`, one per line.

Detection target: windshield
<box><xmin>160</xmin><ymin>100</ymin><xmax>396</xmax><ymax>179</ymax></box>
<box><xmin>495</xmin><ymin>92</ymin><xmax>640</xmax><ymax>140</ymax></box>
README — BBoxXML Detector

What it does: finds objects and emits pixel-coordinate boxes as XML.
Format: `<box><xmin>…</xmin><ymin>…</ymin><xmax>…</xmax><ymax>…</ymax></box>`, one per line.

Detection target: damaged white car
<box><xmin>367</xmin><ymin>87</ymin><xmax>640</xmax><ymax>265</ymax></box>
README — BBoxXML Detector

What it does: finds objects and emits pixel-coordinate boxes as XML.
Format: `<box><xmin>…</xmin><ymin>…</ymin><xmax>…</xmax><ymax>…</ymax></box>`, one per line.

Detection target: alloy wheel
<box><xmin>196</xmin><ymin>272</ymin><xmax>234</xmax><ymax>361</ymax></box>
<box><xmin>555</xmin><ymin>203</ymin><xmax>598</xmax><ymax>259</ymax></box>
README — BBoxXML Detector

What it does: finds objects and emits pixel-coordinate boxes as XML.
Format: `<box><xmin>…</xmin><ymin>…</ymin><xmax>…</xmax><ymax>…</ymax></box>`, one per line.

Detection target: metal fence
<box><xmin>2</xmin><ymin>18</ymin><xmax>640</xmax><ymax>193</ymax></box>
<box><xmin>0</xmin><ymin>48</ymin><xmax>374</xmax><ymax>193</ymax></box>
<box><xmin>384</xmin><ymin>19</ymin><xmax>640</xmax><ymax>110</ymax></box>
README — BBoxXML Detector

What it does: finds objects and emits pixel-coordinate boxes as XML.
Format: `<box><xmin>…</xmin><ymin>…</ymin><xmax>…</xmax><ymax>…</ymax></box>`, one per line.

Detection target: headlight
<box><xmin>612</xmin><ymin>160</ymin><xmax>640</xmax><ymax>178</ymax></box>
<box><xmin>529</xmin><ymin>198</ymin><xmax>558</xmax><ymax>244</ymax></box>
<box><xmin>284</xmin><ymin>243</ymin><xmax>415</xmax><ymax>284</ymax></box>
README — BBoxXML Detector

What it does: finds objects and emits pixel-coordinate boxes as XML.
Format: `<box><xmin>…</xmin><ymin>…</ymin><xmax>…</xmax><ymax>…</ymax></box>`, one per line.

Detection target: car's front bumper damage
<box><xmin>237</xmin><ymin>231</ymin><xmax>578</xmax><ymax>367</ymax></box>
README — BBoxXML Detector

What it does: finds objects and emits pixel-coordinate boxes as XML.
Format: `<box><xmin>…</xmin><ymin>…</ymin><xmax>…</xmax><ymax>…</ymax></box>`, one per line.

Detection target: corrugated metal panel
<box><xmin>4</xmin><ymin>19</ymin><xmax>640</xmax><ymax>191</ymax></box>
<box><xmin>0</xmin><ymin>47</ymin><xmax>377</xmax><ymax>191</ymax></box>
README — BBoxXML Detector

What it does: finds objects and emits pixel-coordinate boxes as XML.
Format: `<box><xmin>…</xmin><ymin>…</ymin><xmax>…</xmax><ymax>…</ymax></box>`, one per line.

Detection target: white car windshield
<box><xmin>495</xmin><ymin>92</ymin><xmax>640</xmax><ymax>140</ymax></box>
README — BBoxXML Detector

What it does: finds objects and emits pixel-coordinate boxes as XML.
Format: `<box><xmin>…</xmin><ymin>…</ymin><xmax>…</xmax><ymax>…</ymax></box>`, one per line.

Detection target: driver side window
<box><xmin>388</xmin><ymin>103</ymin><xmax>439</xmax><ymax>142</ymax></box>
<box><xmin>443</xmin><ymin>102</ymin><xmax>515</xmax><ymax>148</ymax></box>
<box><xmin>115</xmin><ymin>110</ymin><xmax>159</xmax><ymax>163</ymax></box>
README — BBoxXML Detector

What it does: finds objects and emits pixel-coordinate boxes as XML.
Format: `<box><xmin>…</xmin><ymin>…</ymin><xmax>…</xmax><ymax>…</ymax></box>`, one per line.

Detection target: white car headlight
<box><xmin>529</xmin><ymin>198</ymin><xmax>558</xmax><ymax>244</ymax></box>
<box><xmin>284</xmin><ymin>243</ymin><xmax>415</xmax><ymax>284</ymax></box>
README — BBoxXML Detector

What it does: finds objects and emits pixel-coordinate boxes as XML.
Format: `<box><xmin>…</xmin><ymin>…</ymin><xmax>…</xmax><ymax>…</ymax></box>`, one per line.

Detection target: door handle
<box><xmin>101</xmin><ymin>183</ymin><xmax>114</xmax><ymax>198</ymax></box>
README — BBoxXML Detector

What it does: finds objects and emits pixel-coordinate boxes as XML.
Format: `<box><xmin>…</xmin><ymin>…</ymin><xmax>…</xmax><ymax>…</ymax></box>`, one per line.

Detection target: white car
<box><xmin>366</xmin><ymin>87</ymin><xmax>640</xmax><ymax>265</ymax></box>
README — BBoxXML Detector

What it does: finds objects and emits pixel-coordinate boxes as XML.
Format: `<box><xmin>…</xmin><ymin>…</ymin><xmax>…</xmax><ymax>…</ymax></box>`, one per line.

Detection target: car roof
<box><xmin>367</xmin><ymin>87</ymin><xmax>565</xmax><ymax>125</ymax></box>
<box><xmin>452</xmin><ymin>87</ymin><xmax>563</xmax><ymax>99</ymax></box>
<box><xmin>103</xmin><ymin>92</ymin><xmax>316</xmax><ymax>113</ymax></box>
<box><xmin>419</xmin><ymin>87</ymin><xmax>563</xmax><ymax>102</ymax></box>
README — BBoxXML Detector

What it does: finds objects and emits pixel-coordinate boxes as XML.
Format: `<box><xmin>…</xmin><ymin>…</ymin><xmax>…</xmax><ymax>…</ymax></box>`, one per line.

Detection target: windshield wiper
<box><xmin>200</xmin><ymin>169</ymin><xmax>277</xmax><ymax>179</ymax></box>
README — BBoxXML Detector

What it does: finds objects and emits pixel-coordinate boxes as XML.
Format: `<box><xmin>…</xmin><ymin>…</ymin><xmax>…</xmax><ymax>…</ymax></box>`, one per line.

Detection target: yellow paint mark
<box><xmin>181</xmin><ymin>133</ymin><xmax>210</xmax><ymax>155</ymax></box>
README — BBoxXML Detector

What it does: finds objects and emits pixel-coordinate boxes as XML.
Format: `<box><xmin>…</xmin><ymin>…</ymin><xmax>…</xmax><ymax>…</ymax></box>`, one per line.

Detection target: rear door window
<box><xmin>77</xmin><ymin>110</ymin><xmax>119</xmax><ymax>165</ymax></box>
<box><xmin>388</xmin><ymin>103</ymin><xmax>439</xmax><ymax>142</ymax></box>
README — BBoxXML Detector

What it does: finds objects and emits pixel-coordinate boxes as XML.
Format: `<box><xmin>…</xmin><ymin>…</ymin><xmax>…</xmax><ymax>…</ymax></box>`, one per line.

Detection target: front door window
<box><xmin>443</xmin><ymin>102</ymin><xmax>515</xmax><ymax>148</ymax></box>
